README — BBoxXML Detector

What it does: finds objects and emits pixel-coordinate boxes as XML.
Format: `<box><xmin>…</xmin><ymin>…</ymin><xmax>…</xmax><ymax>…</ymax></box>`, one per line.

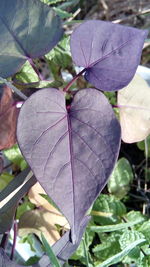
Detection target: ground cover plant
<box><xmin>0</xmin><ymin>0</ymin><xmax>150</xmax><ymax>266</ymax></box>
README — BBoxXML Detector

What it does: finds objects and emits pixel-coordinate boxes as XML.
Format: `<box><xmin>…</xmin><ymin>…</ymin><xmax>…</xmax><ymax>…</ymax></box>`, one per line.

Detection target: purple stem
<box><xmin>28</xmin><ymin>58</ymin><xmax>45</xmax><ymax>81</ymax></box>
<box><xmin>0</xmin><ymin>232</ymin><xmax>9</xmax><ymax>250</ymax></box>
<box><xmin>10</xmin><ymin>220</ymin><xmax>18</xmax><ymax>261</ymax></box>
<box><xmin>63</xmin><ymin>68</ymin><xmax>86</xmax><ymax>92</ymax></box>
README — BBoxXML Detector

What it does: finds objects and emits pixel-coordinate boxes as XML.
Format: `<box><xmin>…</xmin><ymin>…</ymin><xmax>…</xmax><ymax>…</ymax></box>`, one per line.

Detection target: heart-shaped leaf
<box><xmin>118</xmin><ymin>74</ymin><xmax>150</xmax><ymax>143</ymax></box>
<box><xmin>17</xmin><ymin>88</ymin><xmax>121</xmax><ymax>243</ymax></box>
<box><xmin>0</xmin><ymin>85</ymin><xmax>18</xmax><ymax>150</ymax></box>
<box><xmin>0</xmin><ymin>0</ymin><xmax>63</xmax><ymax>78</ymax></box>
<box><xmin>71</xmin><ymin>20</ymin><xmax>147</xmax><ymax>91</ymax></box>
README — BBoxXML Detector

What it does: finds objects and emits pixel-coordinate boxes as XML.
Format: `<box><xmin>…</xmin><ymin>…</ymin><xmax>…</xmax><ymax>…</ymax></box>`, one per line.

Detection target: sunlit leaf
<box><xmin>92</xmin><ymin>194</ymin><xmax>126</xmax><ymax>225</ymax></box>
<box><xmin>0</xmin><ymin>172</ymin><xmax>14</xmax><ymax>191</ymax></box>
<box><xmin>4</xmin><ymin>144</ymin><xmax>27</xmax><ymax>170</ymax></box>
<box><xmin>28</xmin><ymin>183</ymin><xmax>69</xmax><ymax>229</ymax></box>
<box><xmin>118</xmin><ymin>74</ymin><xmax>150</xmax><ymax>143</ymax></box>
<box><xmin>18</xmin><ymin>209</ymin><xmax>62</xmax><ymax>245</ymax></box>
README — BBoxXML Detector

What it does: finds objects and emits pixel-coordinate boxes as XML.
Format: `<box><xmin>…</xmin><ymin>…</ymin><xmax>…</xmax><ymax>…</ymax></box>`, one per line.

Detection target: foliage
<box><xmin>0</xmin><ymin>0</ymin><xmax>149</xmax><ymax>266</ymax></box>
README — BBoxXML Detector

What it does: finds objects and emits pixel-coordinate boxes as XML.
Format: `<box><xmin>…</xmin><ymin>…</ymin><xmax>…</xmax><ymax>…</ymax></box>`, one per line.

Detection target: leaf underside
<box><xmin>0</xmin><ymin>0</ymin><xmax>63</xmax><ymax>78</ymax></box>
<box><xmin>71</xmin><ymin>20</ymin><xmax>148</xmax><ymax>91</ymax></box>
<box><xmin>17</xmin><ymin>88</ymin><xmax>121</xmax><ymax>243</ymax></box>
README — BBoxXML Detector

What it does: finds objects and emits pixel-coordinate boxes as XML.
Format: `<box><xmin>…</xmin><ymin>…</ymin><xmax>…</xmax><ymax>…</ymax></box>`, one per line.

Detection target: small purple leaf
<box><xmin>17</xmin><ymin>88</ymin><xmax>121</xmax><ymax>242</ymax></box>
<box><xmin>71</xmin><ymin>20</ymin><xmax>148</xmax><ymax>91</ymax></box>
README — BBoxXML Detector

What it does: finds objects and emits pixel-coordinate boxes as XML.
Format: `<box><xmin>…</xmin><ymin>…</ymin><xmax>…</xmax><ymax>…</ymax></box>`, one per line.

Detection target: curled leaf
<box><xmin>118</xmin><ymin>74</ymin><xmax>150</xmax><ymax>143</ymax></box>
<box><xmin>17</xmin><ymin>88</ymin><xmax>121</xmax><ymax>243</ymax></box>
<box><xmin>71</xmin><ymin>20</ymin><xmax>147</xmax><ymax>91</ymax></box>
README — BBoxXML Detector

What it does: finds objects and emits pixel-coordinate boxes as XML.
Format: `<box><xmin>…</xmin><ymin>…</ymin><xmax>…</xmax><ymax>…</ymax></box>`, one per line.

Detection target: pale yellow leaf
<box><xmin>18</xmin><ymin>209</ymin><xmax>61</xmax><ymax>245</ymax></box>
<box><xmin>118</xmin><ymin>74</ymin><xmax>150</xmax><ymax>143</ymax></box>
<box><xmin>28</xmin><ymin>182</ymin><xmax>69</xmax><ymax>229</ymax></box>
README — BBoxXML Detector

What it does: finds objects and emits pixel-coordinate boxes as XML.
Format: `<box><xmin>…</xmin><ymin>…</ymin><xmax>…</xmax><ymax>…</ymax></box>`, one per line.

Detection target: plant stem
<box><xmin>0</xmin><ymin>77</ymin><xmax>27</xmax><ymax>100</ymax></box>
<box><xmin>63</xmin><ymin>68</ymin><xmax>86</xmax><ymax>92</ymax></box>
<box><xmin>143</xmin><ymin>137</ymin><xmax>148</xmax><ymax>215</ymax></box>
<box><xmin>10</xmin><ymin>220</ymin><xmax>18</xmax><ymax>261</ymax></box>
<box><xmin>0</xmin><ymin>232</ymin><xmax>9</xmax><ymax>250</ymax></box>
<box><xmin>28</xmin><ymin>58</ymin><xmax>44</xmax><ymax>81</ymax></box>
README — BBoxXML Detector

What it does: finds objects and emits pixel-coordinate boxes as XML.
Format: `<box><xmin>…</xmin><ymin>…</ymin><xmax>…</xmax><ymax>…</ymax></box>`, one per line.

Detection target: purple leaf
<box><xmin>71</xmin><ymin>20</ymin><xmax>148</xmax><ymax>91</ymax></box>
<box><xmin>0</xmin><ymin>0</ymin><xmax>63</xmax><ymax>78</ymax></box>
<box><xmin>17</xmin><ymin>88</ymin><xmax>121</xmax><ymax>243</ymax></box>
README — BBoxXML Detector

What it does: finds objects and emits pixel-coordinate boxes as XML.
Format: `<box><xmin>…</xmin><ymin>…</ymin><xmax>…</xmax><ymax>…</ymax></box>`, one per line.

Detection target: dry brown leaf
<box><xmin>0</xmin><ymin>85</ymin><xmax>18</xmax><ymax>150</ymax></box>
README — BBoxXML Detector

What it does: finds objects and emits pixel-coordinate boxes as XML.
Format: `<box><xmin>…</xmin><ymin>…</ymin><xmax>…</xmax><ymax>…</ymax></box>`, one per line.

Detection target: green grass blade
<box><xmin>89</xmin><ymin>218</ymin><xmax>145</xmax><ymax>233</ymax></box>
<box><xmin>41</xmin><ymin>233</ymin><xmax>61</xmax><ymax>267</ymax></box>
<box><xmin>96</xmin><ymin>239</ymin><xmax>146</xmax><ymax>267</ymax></box>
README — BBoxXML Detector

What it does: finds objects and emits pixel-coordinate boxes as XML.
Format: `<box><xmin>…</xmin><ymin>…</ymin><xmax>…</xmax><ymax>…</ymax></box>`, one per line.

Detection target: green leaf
<box><xmin>138</xmin><ymin>220</ymin><xmax>150</xmax><ymax>242</ymax></box>
<box><xmin>24</xmin><ymin>256</ymin><xmax>40</xmax><ymax>266</ymax></box>
<box><xmin>95</xmin><ymin>239</ymin><xmax>146</xmax><ymax>267</ymax></box>
<box><xmin>124</xmin><ymin>210</ymin><xmax>147</xmax><ymax>225</ymax></box>
<box><xmin>15</xmin><ymin>61</ymin><xmax>39</xmax><ymax>83</ymax></box>
<box><xmin>137</xmin><ymin>135</ymin><xmax>150</xmax><ymax>157</ymax></box>
<box><xmin>108</xmin><ymin>158</ymin><xmax>133</xmax><ymax>199</ymax></box>
<box><xmin>104</xmin><ymin>91</ymin><xmax>116</xmax><ymax>106</ymax></box>
<box><xmin>71</xmin><ymin>221</ymin><xmax>95</xmax><ymax>260</ymax></box>
<box><xmin>20</xmin><ymin>234</ymin><xmax>36</xmax><ymax>253</ymax></box>
<box><xmin>41</xmin><ymin>233</ymin><xmax>61</xmax><ymax>267</ymax></box>
<box><xmin>119</xmin><ymin>230</ymin><xmax>146</xmax><ymax>250</ymax></box>
<box><xmin>92</xmin><ymin>194</ymin><xmax>126</xmax><ymax>225</ymax></box>
<box><xmin>46</xmin><ymin>35</ymin><xmax>72</xmax><ymax>70</ymax></box>
<box><xmin>58</xmin><ymin>0</ymin><xmax>79</xmax><ymax>10</ymax></box>
<box><xmin>89</xmin><ymin>217</ymin><xmax>145</xmax><ymax>233</ymax></box>
<box><xmin>93</xmin><ymin>232</ymin><xmax>121</xmax><ymax>262</ymax></box>
<box><xmin>53</xmin><ymin>7</ymin><xmax>72</xmax><ymax>19</ymax></box>
<box><xmin>41</xmin><ymin>0</ymin><xmax>66</xmax><ymax>4</ymax></box>
<box><xmin>4</xmin><ymin>144</ymin><xmax>27</xmax><ymax>170</ymax></box>
<box><xmin>0</xmin><ymin>172</ymin><xmax>14</xmax><ymax>191</ymax></box>
<box><xmin>16</xmin><ymin>196</ymin><xmax>35</xmax><ymax>220</ymax></box>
